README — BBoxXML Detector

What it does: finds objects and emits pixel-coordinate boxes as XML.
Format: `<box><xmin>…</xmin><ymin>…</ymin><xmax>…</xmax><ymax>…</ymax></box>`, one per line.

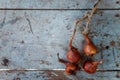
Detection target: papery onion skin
<box><xmin>57</xmin><ymin>53</ymin><xmax>80</xmax><ymax>75</ymax></box>
<box><xmin>67</xmin><ymin>46</ymin><xmax>81</xmax><ymax>63</ymax></box>
<box><xmin>65</xmin><ymin>63</ymin><xmax>81</xmax><ymax>75</ymax></box>
<box><xmin>83</xmin><ymin>34</ymin><xmax>97</xmax><ymax>56</ymax></box>
<box><xmin>83</xmin><ymin>60</ymin><xmax>102</xmax><ymax>74</ymax></box>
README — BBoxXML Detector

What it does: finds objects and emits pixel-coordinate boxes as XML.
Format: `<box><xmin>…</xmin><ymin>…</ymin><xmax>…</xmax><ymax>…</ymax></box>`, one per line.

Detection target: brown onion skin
<box><xmin>83</xmin><ymin>34</ymin><xmax>97</xmax><ymax>56</ymax></box>
<box><xmin>57</xmin><ymin>55</ymin><xmax>80</xmax><ymax>75</ymax></box>
<box><xmin>66</xmin><ymin>46</ymin><xmax>81</xmax><ymax>63</ymax></box>
<box><xmin>65</xmin><ymin>63</ymin><xmax>80</xmax><ymax>75</ymax></box>
<box><xmin>83</xmin><ymin>61</ymin><xmax>102</xmax><ymax>74</ymax></box>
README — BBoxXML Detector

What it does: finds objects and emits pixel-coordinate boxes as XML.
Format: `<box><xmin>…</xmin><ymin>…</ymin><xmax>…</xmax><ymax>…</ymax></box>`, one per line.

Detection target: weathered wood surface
<box><xmin>0</xmin><ymin>0</ymin><xmax>120</xmax><ymax>80</ymax></box>
<box><xmin>0</xmin><ymin>70</ymin><xmax>120</xmax><ymax>80</ymax></box>
<box><xmin>0</xmin><ymin>10</ymin><xmax>120</xmax><ymax>70</ymax></box>
<box><xmin>0</xmin><ymin>0</ymin><xmax>119</xmax><ymax>9</ymax></box>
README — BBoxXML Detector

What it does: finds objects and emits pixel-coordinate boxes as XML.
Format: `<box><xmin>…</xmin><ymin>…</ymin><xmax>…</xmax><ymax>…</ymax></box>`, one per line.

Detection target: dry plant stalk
<box><xmin>69</xmin><ymin>0</ymin><xmax>102</xmax><ymax>49</ymax></box>
<box><xmin>57</xmin><ymin>0</ymin><xmax>102</xmax><ymax>75</ymax></box>
<box><xmin>71</xmin><ymin>0</ymin><xmax>102</xmax><ymax>56</ymax></box>
<box><xmin>73</xmin><ymin>0</ymin><xmax>101</xmax><ymax>34</ymax></box>
<box><xmin>69</xmin><ymin>13</ymin><xmax>88</xmax><ymax>49</ymax></box>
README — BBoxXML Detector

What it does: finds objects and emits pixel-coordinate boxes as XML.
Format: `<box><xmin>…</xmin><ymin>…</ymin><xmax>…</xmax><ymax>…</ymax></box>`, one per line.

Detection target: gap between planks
<box><xmin>0</xmin><ymin>69</ymin><xmax>120</xmax><ymax>72</ymax></box>
<box><xmin>0</xmin><ymin>8</ymin><xmax>119</xmax><ymax>10</ymax></box>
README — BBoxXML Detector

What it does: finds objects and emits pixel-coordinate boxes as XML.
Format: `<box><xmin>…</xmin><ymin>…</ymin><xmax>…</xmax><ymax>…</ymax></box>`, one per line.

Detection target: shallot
<box><xmin>57</xmin><ymin>53</ymin><xmax>80</xmax><ymax>75</ymax></box>
<box><xmin>66</xmin><ymin>23</ymin><xmax>81</xmax><ymax>63</ymax></box>
<box><xmin>83</xmin><ymin>60</ymin><xmax>102</xmax><ymax>74</ymax></box>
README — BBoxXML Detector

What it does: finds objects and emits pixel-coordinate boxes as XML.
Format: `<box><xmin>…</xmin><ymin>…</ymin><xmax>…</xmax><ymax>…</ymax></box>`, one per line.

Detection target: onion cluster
<box><xmin>57</xmin><ymin>0</ymin><xmax>102</xmax><ymax>75</ymax></box>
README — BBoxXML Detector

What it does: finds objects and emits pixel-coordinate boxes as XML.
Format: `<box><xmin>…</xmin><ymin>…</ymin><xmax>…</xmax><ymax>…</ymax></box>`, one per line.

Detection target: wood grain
<box><xmin>0</xmin><ymin>70</ymin><xmax>119</xmax><ymax>80</ymax></box>
<box><xmin>0</xmin><ymin>10</ymin><xmax>120</xmax><ymax>70</ymax></box>
<box><xmin>0</xmin><ymin>0</ymin><xmax>120</xmax><ymax>79</ymax></box>
<box><xmin>0</xmin><ymin>0</ymin><xmax>119</xmax><ymax>9</ymax></box>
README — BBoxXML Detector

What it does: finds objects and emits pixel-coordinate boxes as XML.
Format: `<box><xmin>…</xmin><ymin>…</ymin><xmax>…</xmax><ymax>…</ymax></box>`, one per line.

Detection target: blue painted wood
<box><xmin>0</xmin><ymin>10</ymin><xmax>120</xmax><ymax>70</ymax></box>
<box><xmin>0</xmin><ymin>0</ymin><xmax>119</xmax><ymax>9</ymax></box>
<box><xmin>0</xmin><ymin>0</ymin><xmax>120</xmax><ymax>79</ymax></box>
<box><xmin>0</xmin><ymin>70</ymin><xmax>119</xmax><ymax>80</ymax></box>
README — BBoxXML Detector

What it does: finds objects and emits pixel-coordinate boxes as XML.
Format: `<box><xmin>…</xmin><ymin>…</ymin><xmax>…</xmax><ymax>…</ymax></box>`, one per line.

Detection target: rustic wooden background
<box><xmin>0</xmin><ymin>0</ymin><xmax>120</xmax><ymax>80</ymax></box>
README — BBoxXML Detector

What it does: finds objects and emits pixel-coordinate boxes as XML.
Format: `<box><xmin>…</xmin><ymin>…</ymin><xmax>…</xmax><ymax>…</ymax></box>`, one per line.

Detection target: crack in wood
<box><xmin>26</xmin><ymin>18</ymin><xmax>33</xmax><ymax>34</ymax></box>
<box><xmin>0</xmin><ymin>16</ymin><xmax>6</xmax><ymax>28</ymax></box>
<box><xmin>1</xmin><ymin>69</ymin><xmax>120</xmax><ymax>72</ymax></box>
<box><xmin>113</xmin><ymin>32</ymin><xmax>120</xmax><ymax>67</ymax></box>
<box><xmin>112</xmin><ymin>48</ymin><xmax>116</xmax><ymax>62</ymax></box>
<box><xmin>0</xmin><ymin>17</ymin><xmax>21</xmax><ymax>28</ymax></box>
<box><xmin>99</xmin><ymin>42</ymin><xmax>104</xmax><ymax>69</ymax></box>
<box><xmin>0</xmin><ymin>8</ymin><xmax>120</xmax><ymax>10</ymax></box>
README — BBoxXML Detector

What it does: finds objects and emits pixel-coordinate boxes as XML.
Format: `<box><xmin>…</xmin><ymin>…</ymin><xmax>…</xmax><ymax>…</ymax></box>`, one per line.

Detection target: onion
<box><xmin>57</xmin><ymin>53</ymin><xmax>80</xmax><ymax>75</ymax></box>
<box><xmin>66</xmin><ymin>22</ymin><xmax>81</xmax><ymax>63</ymax></box>
<box><xmin>67</xmin><ymin>46</ymin><xmax>81</xmax><ymax>63</ymax></box>
<box><xmin>83</xmin><ymin>33</ymin><xmax>97</xmax><ymax>56</ymax></box>
<box><xmin>83</xmin><ymin>60</ymin><xmax>102</xmax><ymax>74</ymax></box>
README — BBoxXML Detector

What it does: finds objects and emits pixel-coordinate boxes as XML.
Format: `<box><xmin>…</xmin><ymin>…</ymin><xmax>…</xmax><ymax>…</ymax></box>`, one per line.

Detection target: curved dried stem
<box><xmin>69</xmin><ymin>22</ymin><xmax>77</xmax><ymax>49</ymax></box>
<box><xmin>57</xmin><ymin>53</ymin><xmax>68</xmax><ymax>64</ymax></box>
<box><xmin>83</xmin><ymin>0</ymin><xmax>101</xmax><ymax>34</ymax></box>
<box><xmin>69</xmin><ymin>14</ymin><xmax>88</xmax><ymax>49</ymax></box>
<box><xmin>75</xmin><ymin>13</ymin><xmax>88</xmax><ymax>25</ymax></box>
<box><xmin>69</xmin><ymin>0</ymin><xmax>101</xmax><ymax>49</ymax></box>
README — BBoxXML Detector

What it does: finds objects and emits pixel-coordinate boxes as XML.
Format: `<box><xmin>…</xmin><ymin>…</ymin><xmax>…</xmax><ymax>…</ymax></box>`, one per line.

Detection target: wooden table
<box><xmin>0</xmin><ymin>0</ymin><xmax>120</xmax><ymax>80</ymax></box>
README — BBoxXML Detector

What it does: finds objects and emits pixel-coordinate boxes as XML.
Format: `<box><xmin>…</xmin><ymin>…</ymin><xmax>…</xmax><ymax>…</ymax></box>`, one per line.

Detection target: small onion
<box><xmin>83</xmin><ymin>33</ymin><xmax>97</xmax><ymax>56</ymax></box>
<box><xmin>83</xmin><ymin>60</ymin><xmax>102</xmax><ymax>74</ymax></box>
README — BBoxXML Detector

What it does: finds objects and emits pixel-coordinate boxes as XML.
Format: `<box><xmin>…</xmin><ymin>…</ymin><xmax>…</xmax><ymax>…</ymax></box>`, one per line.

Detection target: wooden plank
<box><xmin>0</xmin><ymin>0</ymin><xmax>119</xmax><ymax>9</ymax></box>
<box><xmin>90</xmin><ymin>10</ymin><xmax>120</xmax><ymax>70</ymax></box>
<box><xmin>0</xmin><ymin>10</ymin><xmax>120</xmax><ymax>70</ymax></box>
<box><xmin>0</xmin><ymin>70</ymin><xmax>119</xmax><ymax>80</ymax></box>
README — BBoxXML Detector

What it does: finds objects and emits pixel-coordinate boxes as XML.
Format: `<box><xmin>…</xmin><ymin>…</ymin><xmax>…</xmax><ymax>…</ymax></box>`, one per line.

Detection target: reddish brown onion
<box><xmin>83</xmin><ymin>33</ymin><xmax>97</xmax><ymax>56</ymax></box>
<box><xmin>57</xmin><ymin>53</ymin><xmax>80</xmax><ymax>75</ymax></box>
<box><xmin>83</xmin><ymin>60</ymin><xmax>102</xmax><ymax>74</ymax></box>
<box><xmin>65</xmin><ymin>63</ymin><xmax>80</xmax><ymax>75</ymax></box>
<box><xmin>80</xmin><ymin>0</ymin><xmax>101</xmax><ymax>56</ymax></box>
<box><xmin>66</xmin><ymin>24</ymin><xmax>81</xmax><ymax>63</ymax></box>
<box><xmin>66</xmin><ymin>46</ymin><xmax>81</xmax><ymax>63</ymax></box>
